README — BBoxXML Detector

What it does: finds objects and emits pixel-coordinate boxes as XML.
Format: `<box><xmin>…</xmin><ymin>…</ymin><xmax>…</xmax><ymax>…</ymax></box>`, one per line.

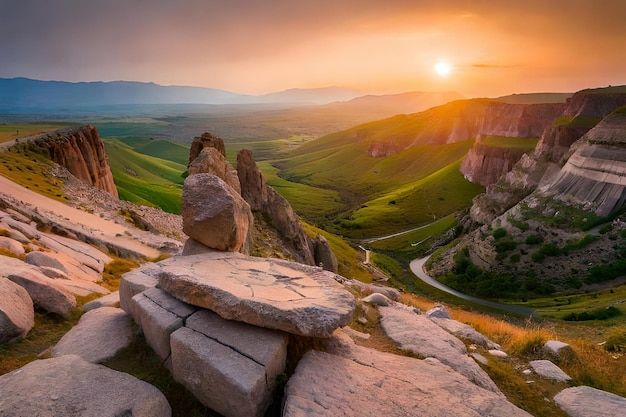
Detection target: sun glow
<box><xmin>434</xmin><ymin>62</ymin><xmax>451</xmax><ymax>77</ymax></box>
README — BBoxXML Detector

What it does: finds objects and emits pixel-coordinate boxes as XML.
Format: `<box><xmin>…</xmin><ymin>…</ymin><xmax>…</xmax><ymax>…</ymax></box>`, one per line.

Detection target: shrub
<box><xmin>605</xmin><ymin>326</ymin><xmax>626</xmax><ymax>352</ymax></box>
<box><xmin>563</xmin><ymin>306</ymin><xmax>622</xmax><ymax>321</ymax></box>
<box><xmin>525</xmin><ymin>234</ymin><xmax>544</xmax><ymax>245</ymax></box>
<box><xmin>492</xmin><ymin>228</ymin><xmax>507</xmax><ymax>239</ymax></box>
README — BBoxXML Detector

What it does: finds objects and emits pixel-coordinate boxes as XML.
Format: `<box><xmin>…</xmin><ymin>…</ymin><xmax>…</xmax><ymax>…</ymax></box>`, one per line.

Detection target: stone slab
<box><xmin>52</xmin><ymin>307</ymin><xmax>134</xmax><ymax>363</ymax></box>
<box><xmin>284</xmin><ymin>333</ymin><xmax>532</xmax><ymax>417</ymax></box>
<box><xmin>529</xmin><ymin>359</ymin><xmax>572</xmax><ymax>382</ymax></box>
<box><xmin>0</xmin><ymin>277</ymin><xmax>34</xmax><ymax>343</ymax></box>
<box><xmin>156</xmin><ymin>253</ymin><xmax>355</xmax><ymax>337</ymax></box>
<box><xmin>0</xmin><ymin>354</ymin><xmax>171</xmax><ymax>417</ymax></box>
<box><xmin>554</xmin><ymin>386</ymin><xmax>626</xmax><ymax>417</ymax></box>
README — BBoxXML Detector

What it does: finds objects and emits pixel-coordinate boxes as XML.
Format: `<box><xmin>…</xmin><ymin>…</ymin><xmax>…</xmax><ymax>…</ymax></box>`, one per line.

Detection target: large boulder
<box><xmin>171</xmin><ymin>309</ymin><xmax>288</xmax><ymax>417</ymax></box>
<box><xmin>52</xmin><ymin>307</ymin><xmax>134</xmax><ymax>363</ymax></box>
<box><xmin>182</xmin><ymin>174</ymin><xmax>252</xmax><ymax>253</ymax></box>
<box><xmin>6</xmin><ymin>266</ymin><xmax>76</xmax><ymax>319</ymax></box>
<box><xmin>188</xmin><ymin>147</ymin><xmax>241</xmax><ymax>194</ymax></box>
<box><xmin>0</xmin><ymin>354</ymin><xmax>171</xmax><ymax>417</ymax></box>
<box><xmin>0</xmin><ymin>277</ymin><xmax>34</xmax><ymax>343</ymax></box>
<box><xmin>554</xmin><ymin>386</ymin><xmax>626</xmax><ymax>417</ymax></box>
<box><xmin>156</xmin><ymin>252</ymin><xmax>355</xmax><ymax>337</ymax></box>
<box><xmin>284</xmin><ymin>331</ymin><xmax>532</xmax><ymax>417</ymax></box>
<box><xmin>379</xmin><ymin>303</ymin><xmax>500</xmax><ymax>393</ymax></box>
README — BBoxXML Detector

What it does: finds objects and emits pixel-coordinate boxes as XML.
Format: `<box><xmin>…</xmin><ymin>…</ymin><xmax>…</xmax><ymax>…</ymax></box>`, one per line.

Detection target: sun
<box><xmin>434</xmin><ymin>62</ymin><xmax>451</xmax><ymax>77</ymax></box>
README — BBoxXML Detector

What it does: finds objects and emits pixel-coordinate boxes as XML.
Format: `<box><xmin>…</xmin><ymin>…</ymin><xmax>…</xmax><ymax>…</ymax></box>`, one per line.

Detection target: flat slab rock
<box><xmin>284</xmin><ymin>331</ymin><xmax>532</xmax><ymax>417</ymax></box>
<box><xmin>529</xmin><ymin>359</ymin><xmax>572</xmax><ymax>382</ymax></box>
<box><xmin>155</xmin><ymin>252</ymin><xmax>356</xmax><ymax>337</ymax></box>
<box><xmin>0</xmin><ymin>354</ymin><xmax>171</xmax><ymax>417</ymax></box>
<box><xmin>554</xmin><ymin>386</ymin><xmax>626</xmax><ymax>417</ymax></box>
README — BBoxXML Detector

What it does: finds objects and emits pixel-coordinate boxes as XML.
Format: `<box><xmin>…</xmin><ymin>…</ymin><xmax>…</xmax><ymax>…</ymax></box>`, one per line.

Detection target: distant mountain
<box><xmin>258</xmin><ymin>87</ymin><xmax>364</xmax><ymax>104</ymax></box>
<box><xmin>0</xmin><ymin>78</ymin><xmax>366</xmax><ymax>112</ymax></box>
<box><xmin>322</xmin><ymin>91</ymin><xmax>465</xmax><ymax>115</ymax></box>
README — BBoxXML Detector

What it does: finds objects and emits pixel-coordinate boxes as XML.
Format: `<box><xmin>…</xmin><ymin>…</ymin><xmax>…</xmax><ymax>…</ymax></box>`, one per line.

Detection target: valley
<box><xmin>1</xmin><ymin>85</ymin><xmax>626</xmax><ymax>417</ymax></box>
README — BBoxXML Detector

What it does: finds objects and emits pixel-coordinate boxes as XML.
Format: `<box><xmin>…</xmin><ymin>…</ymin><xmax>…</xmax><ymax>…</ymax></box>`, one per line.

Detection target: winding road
<box><xmin>410</xmin><ymin>257</ymin><xmax>534</xmax><ymax>316</ymax></box>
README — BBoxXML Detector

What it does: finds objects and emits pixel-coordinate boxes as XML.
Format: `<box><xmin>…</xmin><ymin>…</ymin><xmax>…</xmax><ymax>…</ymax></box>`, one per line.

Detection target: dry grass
<box><xmin>99</xmin><ymin>257</ymin><xmax>140</xmax><ymax>291</ymax></box>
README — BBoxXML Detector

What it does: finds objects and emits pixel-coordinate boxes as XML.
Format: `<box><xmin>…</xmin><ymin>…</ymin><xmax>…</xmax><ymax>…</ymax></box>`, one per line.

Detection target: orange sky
<box><xmin>1</xmin><ymin>0</ymin><xmax>625</xmax><ymax>97</ymax></box>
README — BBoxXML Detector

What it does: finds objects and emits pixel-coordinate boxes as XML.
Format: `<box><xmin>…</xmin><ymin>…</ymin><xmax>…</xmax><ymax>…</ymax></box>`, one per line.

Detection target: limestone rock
<box><xmin>6</xmin><ymin>265</ymin><xmax>76</xmax><ymax>319</ymax></box>
<box><xmin>0</xmin><ymin>219</ymin><xmax>30</xmax><ymax>243</ymax></box>
<box><xmin>312</xmin><ymin>234</ymin><xmax>338</xmax><ymax>272</ymax></box>
<box><xmin>188</xmin><ymin>147</ymin><xmax>241</xmax><ymax>194</ymax></box>
<box><xmin>426</xmin><ymin>304</ymin><xmax>451</xmax><ymax>319</ymax></box>
<box><xmin>379</xmin><ymin>303</ymin><xmax>500</xmax><ymax>393</ymax></box>
<box><xmin>345</xmin><ymin>279</ymin><xmax>401</xmax><ymax>301</ymax></box>
<box><xmin>284</xmin><ymin>334</ymin><xmax>532</xmax><ymax>417</ymax></box>
<box><xmin>25</xmin><ymin>250</ymin><xmax>68</xmax><ymax>273</ymax></box>
<box><xmin>83</xmin><ymin>291</ymin><xmax>120</xmax><ymax>312</ymax></box>
<box><xmin>130</xmin><ymin>287</ymin><xmax>197</xmax><ymax>361</ymax></box>
<box><xmin>181</xmin><ymin>237</ymin><xmax>219</xmax><ymax>256</ymax></box>
<box><xmin>528</xmin><ymin>359</ymin><xmax>572</xmax><ymax>382</ymax></box>
<box><xmin>544</xmin><ymin>340</ymin><xmax>570</xmax><ymax>356</ymax></box>
<box><xmin>156</xmin><ymin>252</ymin><xmax>355</xmax><ymax>337</ymax></box>
<box><xmin>182</xmin><ymin>173</ymin><xmax>252</xmax><ymax>253</ymax></box>
<box><xmin>489</xmin><ymin>349</ymin><xmax>509</xmax><ymax>358</ymax></box>
<box><xmin>171</xmin><ymin>309</ymin><xmax>288</xmax><ymax>417</ymax></box>
<box><xmin>52</xmin><ymin>307</ymin><xmax>134</xmax><ymax>363</ymax></box>
<box><xmin>188</xmin><ymin>131</ymin><xmax>226</xmax><ymax>166</ymax></box>
<box><xmin>361</xmin><ymin>292</ymin><xmax>391</xmax><ymax>306</ymax></box>
<box><xmin>0</xmin><ymin>236</ymin><xmax>25</xmax><ymax>256</ymax></box>
<box><xmin>0</xmin><ymin>277</ymin><xmax>34</xmax><ymax>343</ymax></box>
<box><xmin>27</xmin><ymin>125</ymin><xmax>118</xmax><ymax>196</ymax></box>
<box><xmin>431</xmin><ymin>317</ymin><xmax>501</xmax><ymax>349</ymax></box>
<box><xmin>0</xmin><ymin>354</ymin><xmax>171</xmax><ymax>417</ymax></box>
<box><xmin>237</xmin><ymin>149</ymin><xmax>317</xmax><ymax>266</ymax></box>
<box><xmin>554</xmin><ymin>386</ymin><xmax>626</xmax><ymax>417</ymax></box>
<box><xmin>118</xmin><ymin>264</ymin><xmax>160</xmax><ymax>316</ymax></box>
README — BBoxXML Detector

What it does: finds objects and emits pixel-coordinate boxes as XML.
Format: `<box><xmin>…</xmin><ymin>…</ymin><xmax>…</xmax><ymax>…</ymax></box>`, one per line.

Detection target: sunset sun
<box><xmin>434</xmin><ymin>62</ymin><xmax>451</xmax><ymax>77</ymax></box>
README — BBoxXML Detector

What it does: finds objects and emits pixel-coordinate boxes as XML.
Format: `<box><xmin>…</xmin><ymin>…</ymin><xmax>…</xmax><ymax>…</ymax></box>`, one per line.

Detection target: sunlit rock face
<box><xmin>27</xmin><ymin>125</ymin><xmax>118</xmax><ymax>197</ymax></box>
<box><xmin>542</xmin><ymin>108</ymin><xmax>626</xmax><ymax>217</ymax></box>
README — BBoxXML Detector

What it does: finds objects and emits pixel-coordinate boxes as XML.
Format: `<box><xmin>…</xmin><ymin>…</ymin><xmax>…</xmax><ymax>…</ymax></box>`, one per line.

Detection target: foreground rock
<box><xmin>529</xmin><ymin>359</ymin><xmax>572</xmax><ymax>382</ymax></box>
<box><xmin>157</xmin><ymin>252</ymin><xmax>355</xmax><ymax>337</ymax></box>
<box><xmin>554</xmin><ymin>386</ymin><xmax>626</xmax><ymax>417</ymax></box>
<box><xmin>0</xmin><ymin>354</ymin><xmax>171</xmax><ymax>417</ymax></box>
<box><xmin>182</xmin><ymin>174</ymin><xmax>252</xmax><ymax>253</ymax></box>
<box><xmin>379</xmin><ymin>303</ymin><xmax>500</xmax><ymax>393</ymax></box>
<box><xmin>52</xmin><ymin>307</ymin><xmax>134</xmax><ymax>363</ymax></box>
<box><xmin>171</xmin><ymin>310</ymin><xmax>288</xmax><ymax>417</ymax></box>
<box><xmin>284</xmin><ymin>331</ymin><xmax>532</xmax><ymax>417</ymax></box>
<box><xmin>0</xmin><ymin>277</ymin><xmax>34</xmax><ymax>343</ymax></box>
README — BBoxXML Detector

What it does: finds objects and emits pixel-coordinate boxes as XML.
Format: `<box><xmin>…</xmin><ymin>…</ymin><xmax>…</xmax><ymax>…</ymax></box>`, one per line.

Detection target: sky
<box><xmin>1</xmin><ymin>0</ymin><xmax>625</xmax><ymax>98</ymax></box>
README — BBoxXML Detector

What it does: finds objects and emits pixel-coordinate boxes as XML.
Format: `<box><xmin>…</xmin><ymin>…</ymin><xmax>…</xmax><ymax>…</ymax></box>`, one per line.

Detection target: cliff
<box><xmin>24</xmin><ymin>125</ymin><xmax>118</xmax><ymax>197</ymax></box>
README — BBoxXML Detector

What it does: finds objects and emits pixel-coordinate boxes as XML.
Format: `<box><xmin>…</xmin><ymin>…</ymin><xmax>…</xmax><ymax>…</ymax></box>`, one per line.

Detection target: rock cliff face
<box><xmin>460</xmin><ymin>135</ymin><xmax>536</xmax><ymax>187</ymax></box>
<box><xmin>26</xmin><ymin>125</ymin><xmax>118</xmax><ymax>197</ymax></box>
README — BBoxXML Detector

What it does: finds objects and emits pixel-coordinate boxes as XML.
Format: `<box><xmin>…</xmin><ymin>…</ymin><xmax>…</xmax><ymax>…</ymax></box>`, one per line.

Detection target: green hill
<box><xmin>103</xmin><ymin>138</ymin><xmax>185</xmax><ymax>213</ymax></box>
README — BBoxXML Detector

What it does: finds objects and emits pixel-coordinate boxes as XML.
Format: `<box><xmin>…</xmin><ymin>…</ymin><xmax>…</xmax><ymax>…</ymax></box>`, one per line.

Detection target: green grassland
<box><xmin>0</xmin><ymin>122</ymin><xmax>74</xmax><ymax>143</ymax></box>
<box><xmin>103</xmin><ymin>139</ymin><xmax>185</xmax><ymax>213</ymax></box>
<box><xmin>479</xmin><ymin>135</ymin><xmax>539</xmax><ymax>149</ymax></box>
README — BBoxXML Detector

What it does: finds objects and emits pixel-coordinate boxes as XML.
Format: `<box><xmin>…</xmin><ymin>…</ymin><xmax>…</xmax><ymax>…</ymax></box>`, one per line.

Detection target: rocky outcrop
<box><xmin>554</xmin><ymin>386</ymin><xmax>626</xmax><ymax>417</ymax></box>
<box><xmin>460</xmin><ymin>134</ymin><xmax>537</xmax><ymax>186</ymax></box>
<box><xmin>25</xmin><ymin>125</ymin><xmax>118</xmax><ymax>197</ymax></box>
<box><xmin>541</xmin><ymin>107</ymin><xmax>626</xmax><ymax>217</ymax></box>
<box><xmin>237</xmin><ymin>149</ymin><xmax>317</xmax><ymax>266</ymax></box>
<box><xmin>188</xmin><ymin>131</ymin><xmax>226</xmax><ymax>166</ymax></box>
<box><xmin>188</xmin><ymin>147</ymin><xmax>241</xmax><ymax>194</ymax></box>
<box><xmin>0</xmin><ymin>354</ymin><xmax>172</xmax><ymax>417</ymax></box>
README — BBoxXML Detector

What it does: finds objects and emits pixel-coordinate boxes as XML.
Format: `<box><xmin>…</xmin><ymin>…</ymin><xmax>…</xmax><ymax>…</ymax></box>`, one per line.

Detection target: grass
<box><xmin>103</xmin><ymin>138</ymin><xmax>185</xmax><ymax>213</ymax></box>
<box><xmin>0</xmin><ymin>147</ymin><xmax>68</xmax><ymax>202</ymax></box>
<box><xmin>0</xmin><ymin>122</ymin><xmax>73</xmax><ymax>143</ymax></box>
<box><xmin>479</xmin><ymin>135</ymin><xmax>539</xmax><ymax>149</ymax></box>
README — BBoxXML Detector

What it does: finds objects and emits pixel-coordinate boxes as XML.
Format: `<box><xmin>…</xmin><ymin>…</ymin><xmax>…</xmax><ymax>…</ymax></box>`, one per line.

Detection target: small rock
<box><xmin>471</xmin><ymin>352</ymin><xmax>488</xmax><ymax>365</ymax></box>
<box><xmin>529</xmin><ymin>359</ymin><xmax>571</xmax><ymax>382</ymax></box>
<box><xmin>488</xmin><ymin>349</ymin><xmax>509</xmax><ymax>358</ymax></box>
<box><xmin>0</xmin><ymin>236</ymin><xmax>25</xmax><ymax>256</ymax></box>
<box><xmin>83</xmin><ymin>291</ymin><xmax>120</xmax><ymax>312</ymax></box>
<box><xmin>425</xmin><ymin>304</ymin><xmax>451</xmax><ymax>319</ymax></box>
<box><xmin>362</xmin><ymin>292</ymin><xmax>392</xmax><ymax>306</ymax></box>
<box><xmin>25</xmin><ymin>251</ymin><xmax>68</xmax><ymax>273</ymax></box>
<box><xmin>544</xmin><ymin>340</ymin><xmax>570</xmax><ymax>356</ymax></box>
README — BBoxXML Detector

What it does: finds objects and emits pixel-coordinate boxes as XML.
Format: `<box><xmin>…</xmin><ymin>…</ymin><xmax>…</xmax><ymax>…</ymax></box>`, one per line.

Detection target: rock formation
<box><xmin>188</xmin><ymin>131</ymin><xmax>226</xmax><ymax>166</ymax></box>
<box><xmin>24</xmin><ymin>125</ymin><xmax>118</xmax><ymax>197</ymax></box>
<box><xmin>238</xmin><ymin>148</ymin><xmax>337</xmax><ymax>270</ymax></box>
